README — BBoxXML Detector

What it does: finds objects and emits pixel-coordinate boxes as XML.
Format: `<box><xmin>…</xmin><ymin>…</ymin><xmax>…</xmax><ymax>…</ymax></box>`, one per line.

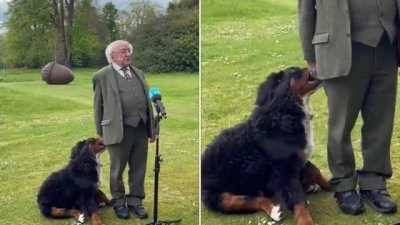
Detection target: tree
<box><xmin>168</xmin><ymin>0</ymin><xmax>198</xmax><ymax>10</ymax></box>
<box><xmin>4</xmin><ymin>0</ymin><xmax>76</xmax><ymax>67</ymax></box>
<box><xmin>50</xmin><ymin>0</ymin><xmax>76</xmax><ymax>67</ymax></box>
<box><xmin>71</xmin><ymin>0</ymin><xmax>102</xmax><ymax>67</ymax></box>
<box><xmin>0</xmin><ymin>36</ymin><xmax>5</xmax><ymax>66</ymax></box>
<box><xmin>165</xmin><ymin>0</ymin><xmax>199</xmax><ymax>72</ymax></box>
<box><xmin>102</xmin><ymin>2</ymin><xmax>119</xmax><ymax>43</ymax></box>
<box><xmin>119</xmin><ymin>0</ymin><xmax>160</xmax><ymax>39</ymax></box>
<box><xmin>4</xmin><ymin>0</ymin><xmax>54</xmax><ymax>67</ymax></box>
<box><xmin>129</xmin><ymin>0</ymin><xmax>199</xmax><ymax>73</ymax></box>
<box><xmin>130</xmin><ymin>0</ymin><xmax>159</xmax><ymax>28</ymax></box>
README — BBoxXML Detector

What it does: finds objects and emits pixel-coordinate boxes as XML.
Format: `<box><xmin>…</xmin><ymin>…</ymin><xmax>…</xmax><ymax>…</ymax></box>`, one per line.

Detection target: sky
<box><xmin>0</xmin><ymin>0</ymin><xmax>9</xmax><ymax>22</ymax></box>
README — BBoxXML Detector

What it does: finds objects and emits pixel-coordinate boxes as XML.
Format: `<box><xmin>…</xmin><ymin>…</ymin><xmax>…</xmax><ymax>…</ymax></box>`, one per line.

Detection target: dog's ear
<box><xmin>255</xmin><ymin>71</ymin><xmax>290</xmax><ymax>107</ymax></box>
<box><xmin>70</xmin><ymin>140</ymin><xmax>89</xmax><ymax>160</ymax></box>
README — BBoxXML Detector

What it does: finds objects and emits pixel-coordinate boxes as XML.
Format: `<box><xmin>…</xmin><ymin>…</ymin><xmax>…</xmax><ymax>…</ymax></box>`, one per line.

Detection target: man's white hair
<box><xmin>105</xmin><ymin>40</ymin><xmax>133</xmax><ymax>64</ymax></box>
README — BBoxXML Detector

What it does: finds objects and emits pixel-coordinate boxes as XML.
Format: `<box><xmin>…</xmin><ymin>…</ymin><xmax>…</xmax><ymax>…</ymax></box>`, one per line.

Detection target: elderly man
<box><xmin>92</xmin><ymin>40</ymin><xmax>154</xmax><ymax>219</ymax></box>
<box><xmin>299</xmin><ymin>0</ymin><xmax>399</xmax><ymax>216</ymax></box>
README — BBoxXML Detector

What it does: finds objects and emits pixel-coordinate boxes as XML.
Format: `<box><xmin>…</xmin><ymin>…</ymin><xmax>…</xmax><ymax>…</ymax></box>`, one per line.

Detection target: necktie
<box><xmin>121</xmin><ymin>67</ymin><xmax>132</xmax><ymax>80</ymax></box>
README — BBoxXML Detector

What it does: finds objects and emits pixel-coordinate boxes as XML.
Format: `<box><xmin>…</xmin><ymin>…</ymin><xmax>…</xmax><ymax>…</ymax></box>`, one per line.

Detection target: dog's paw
<box><xmin>270</xmin><ymin>204</ymin><xmax>283</xmax><ymax>221</ymax></box>
<box><xmin>305</xmin><ymin>184</ymin><xmax>320</xmax><ymax>193</ymax></box>
<box><xmin>74</xmin><ymin>213</ymin><xmax>86</xmax><ymax>225</ymax></box>
<box><xmin>78</xmin><ymin>214</ymin><xmax>85</xmax><ymax>223</ymax></box>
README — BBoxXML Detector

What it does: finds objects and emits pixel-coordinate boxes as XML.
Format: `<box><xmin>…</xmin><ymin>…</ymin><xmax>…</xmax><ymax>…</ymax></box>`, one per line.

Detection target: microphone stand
<box><xmin>146</xmin><ymin>108</ymin><xmax>181</xmax><ymax>225</ymax></box>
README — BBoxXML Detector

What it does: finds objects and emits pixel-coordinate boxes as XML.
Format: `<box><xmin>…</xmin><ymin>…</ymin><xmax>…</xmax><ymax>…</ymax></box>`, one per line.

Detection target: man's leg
<box><xmin>108</xmin><ymin>126</ymin><xmax>134</xmax><ymax>219</ymax></box>
<box><xmin>126</xmin><ymin>122</ymin><xmax>149</xmax><ymax>218</ymax></box>
<box><xmin>358</xmin><ymin>35</ymin><xmax>397</xmax><ymax>214</ymax></box>
<box><xmin>358</xmin><ymin>35</ymin><xmax>397</xmax><ymax>189</ymax></box>
<box><xmin>323</xmin><ymin>41</ymin><xmax>374</xmax><ymax>215</ymax></box>
<box><xmin>323</xmin><ymin>41</ymin><xmax>374</xmax><ymax>192</ymax></box>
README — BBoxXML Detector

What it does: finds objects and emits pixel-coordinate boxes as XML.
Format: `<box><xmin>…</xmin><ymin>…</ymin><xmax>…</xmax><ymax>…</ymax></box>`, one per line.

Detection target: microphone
<box><xmin>149</xmin><ymin>87</ymin><xmax>167</xmax><ymax>118</ymax></box>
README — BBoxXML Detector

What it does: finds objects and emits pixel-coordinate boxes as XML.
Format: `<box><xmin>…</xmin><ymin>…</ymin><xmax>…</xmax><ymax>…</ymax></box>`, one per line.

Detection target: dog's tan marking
<box><xmin>221</xmin><ymin>193</ymin><xmax>282</xmax><ymax>221</ymax></box>
<box><xmin>294</xmin><ymin>203</ymin><xmax>314</xmax><ymax>225</ymax></box>
<box><xmin>90</xmin><ymin>212</ymin><xmax>103</xmax><ymax>225</ymax></box>
<box><xmin>312</xmin><ymin>174</ymin><xmax>331</xmax><ymax>191</ymax></box>
<box><xmin>96</xmin><ymin>189</ymin><xmax>111</xmax><ymax>206</ymax></box>
<box><xmin>305</xmin><ymin>163</ymin><xmax>331</xmax><ymax>192</ymax></box>
<box><xmin>50</xmin><ymin>207</ymin><xmax>81</xmax><ymax>219</ymax></box>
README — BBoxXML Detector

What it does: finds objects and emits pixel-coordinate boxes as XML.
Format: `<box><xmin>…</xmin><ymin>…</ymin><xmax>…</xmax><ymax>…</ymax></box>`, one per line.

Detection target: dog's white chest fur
<box><xmin>302</xmin><ymin>96</ymin><xmax>315</xmax><ymax>160</ymax></box>
<box><xmin>95</xmin><ymin>154</ymin><xmax>103</xmax><ymax>186</ymax></box>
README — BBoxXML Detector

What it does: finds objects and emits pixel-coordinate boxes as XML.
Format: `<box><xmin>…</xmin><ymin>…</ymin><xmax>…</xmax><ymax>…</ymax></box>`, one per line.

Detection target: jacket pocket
<box><xmin>312</xmin><ymin>33</ymin><xmax>329</xmax><ymax>44</ymax></box>
<box><xmin>101</xmin><ymin>119</ymin><xmax>111</xmax><ymax>126</ymax></box>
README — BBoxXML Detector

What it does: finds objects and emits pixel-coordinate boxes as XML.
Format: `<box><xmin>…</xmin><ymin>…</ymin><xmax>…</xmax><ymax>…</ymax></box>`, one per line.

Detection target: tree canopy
<box><xmin>130</xmin><ymin>0</ymin><xmax>198</xmax><ymax>72</ymax></box>
<box><xmin>1</xmin><ymin>0</ymin><xmax>198</xmax><ymax>73</ymax></box>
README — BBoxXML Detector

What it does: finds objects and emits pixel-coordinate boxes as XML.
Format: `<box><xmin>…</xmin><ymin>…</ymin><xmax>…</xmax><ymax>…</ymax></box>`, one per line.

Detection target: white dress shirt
<box><xmin>112</xmin><ymin>63</ymin><xmax>132</xmax><ymax>78</ymax></box>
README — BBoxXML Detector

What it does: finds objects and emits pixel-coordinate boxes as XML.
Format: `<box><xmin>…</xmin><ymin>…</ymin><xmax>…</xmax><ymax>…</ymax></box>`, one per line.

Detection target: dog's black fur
<box><xmin>202</xmin><ymin>67</ymin><xmax>319</xmax><ymax>213</ymax></box>
<box><xmin>37</xmin><ymin>138</ymin><xmax>105</xmax><ymax>219</ymax></box>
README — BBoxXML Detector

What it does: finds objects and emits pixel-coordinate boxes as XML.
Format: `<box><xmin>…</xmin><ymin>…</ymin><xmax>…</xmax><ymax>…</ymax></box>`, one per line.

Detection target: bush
<box><xmin>129</xmin><ymin>0</ymin><xmax>198</xmax><ymax>73</ymax></box>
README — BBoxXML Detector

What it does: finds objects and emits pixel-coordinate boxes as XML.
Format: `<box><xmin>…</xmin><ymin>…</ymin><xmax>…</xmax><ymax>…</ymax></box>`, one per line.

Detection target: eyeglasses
<box><xmin>114</xmin><ymin>48</ymin><xmax>132</xmax><ymax>54</ymax></box>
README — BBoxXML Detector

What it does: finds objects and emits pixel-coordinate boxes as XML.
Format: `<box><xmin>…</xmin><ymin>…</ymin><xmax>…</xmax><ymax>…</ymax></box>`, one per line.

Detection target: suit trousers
<box><xmin>107</xmin><ymin>121</ymin><xmax>148</xmax><ymax>207</ymax></box>
<box><xmin>323</xmin><ymin>35</ymin><xmax>398</xmax><ymax>192</ymax></box>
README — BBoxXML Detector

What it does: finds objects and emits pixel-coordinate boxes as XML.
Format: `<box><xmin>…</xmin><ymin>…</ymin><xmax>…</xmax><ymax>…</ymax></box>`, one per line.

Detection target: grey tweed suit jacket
<box><xmin>298</xmin><ymin>0</ymin><xmax>400</xmax><ymax>80</ymax></box>
<box><xmin>92</xmin><ymin>65</ymin><xmax>155</xmax><ymax>145</ymax></box>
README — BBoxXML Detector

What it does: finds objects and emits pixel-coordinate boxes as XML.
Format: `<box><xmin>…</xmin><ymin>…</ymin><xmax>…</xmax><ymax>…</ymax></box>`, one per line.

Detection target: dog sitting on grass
<box><xmin>37</xmin><ymin>138</ymin><xmax>110</xmax><ymax>225</ymax></box>
<box><xmin>202</xmin><ymin>67</ymin><xmax>331</xmax><ymax>225</ymax></box>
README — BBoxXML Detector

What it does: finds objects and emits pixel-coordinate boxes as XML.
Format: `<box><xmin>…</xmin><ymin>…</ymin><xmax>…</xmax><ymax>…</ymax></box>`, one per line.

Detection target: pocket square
<box><xmin>100</xmin><ymin>119</ymin><xmax>111</xmax><ymax>126</ymax></box>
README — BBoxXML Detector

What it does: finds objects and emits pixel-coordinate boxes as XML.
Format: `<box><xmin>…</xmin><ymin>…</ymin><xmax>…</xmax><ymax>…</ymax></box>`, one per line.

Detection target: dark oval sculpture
<box><xmin>41</xmin><ymin>62</ymin><xmax>74</xmax><ymax>85</ymax></box>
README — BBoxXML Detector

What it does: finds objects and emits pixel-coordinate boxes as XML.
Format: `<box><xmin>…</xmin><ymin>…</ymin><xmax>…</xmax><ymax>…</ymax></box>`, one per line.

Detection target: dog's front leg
<box><xmin>282</xmin><ymin>179</ymin><xmax>314</xmax><ymax>225</ymax></box>
<box><xmin>294</xmin><ymin>203</ymin><xmax>313</xmax><ymax>225</ymax></box>
<box><xmin>90</xmin><ymin>212</ymin><xmax>103</xmax><ymax>225</ymax></box>
<box><xmin>302</xmin><ymin>161</ymin><xmax>331</xmax><ymax>192</ymax></box>
<box><xmin>96</xmin><ymin>189</ymin><xmax>111</xmax><ymax>206</ymax></box>
<box><xmin>85</xmin><ymin>197</ymin><xmax>102</xmax><ymax>225</ymax></box>
<box><xmin>76</xmin><ymin>193</ymin><xmax>101</xmax><ymax>224</ymax></box>
<box><xmin>81</xmin><ymin>199</ymin><xmax>103</xmax><ymax>225</ymax></box>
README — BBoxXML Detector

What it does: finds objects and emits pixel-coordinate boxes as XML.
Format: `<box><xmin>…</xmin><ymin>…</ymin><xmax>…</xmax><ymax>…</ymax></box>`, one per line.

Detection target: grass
<box><xmin>0</xmin><ymin>68</ymin><xmax>199</xmax><ymax>225</ymax></box>
<box><xmin>201</xmin><ymin>0</ymin><xmax>400</xmax><ymax>225</ymax></box>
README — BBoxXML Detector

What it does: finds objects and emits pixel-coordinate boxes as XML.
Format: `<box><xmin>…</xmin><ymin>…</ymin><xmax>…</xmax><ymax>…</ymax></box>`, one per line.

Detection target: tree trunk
<box><xmin>65</xmin><ymin>0</ymin><xmax>75</xmax><ymax>66</ymax></box>
<box><xmin>52</xmin><ymin>0</ymin><xmax>70</xmax><ymax>67</ymax></box>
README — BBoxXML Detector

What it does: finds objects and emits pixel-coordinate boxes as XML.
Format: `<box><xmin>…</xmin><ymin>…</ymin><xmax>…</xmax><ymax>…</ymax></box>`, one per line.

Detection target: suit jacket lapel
<box><xmin>107</xmin><ymin>65</ymin><xmax>120</xmax><ymax>96</ymax></box>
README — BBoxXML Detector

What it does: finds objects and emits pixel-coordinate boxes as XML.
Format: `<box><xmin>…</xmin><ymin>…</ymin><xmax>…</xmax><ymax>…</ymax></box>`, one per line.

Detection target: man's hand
<box><xmin>307</xmin><ymin>61</ymin><xmax>317</xmax><ymax>78</ymax></box>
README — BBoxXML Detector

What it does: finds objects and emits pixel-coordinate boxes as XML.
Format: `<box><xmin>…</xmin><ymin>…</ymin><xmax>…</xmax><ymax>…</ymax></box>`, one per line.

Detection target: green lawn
<box><xmin>0</xmin><ymin>68</ymin><xmax>199</xmax><ymax>225</ymax></box>
<box><xmin>201</xmin><ymin>0</ymin><xmax>400</xmax><ymax>225</ymax></box>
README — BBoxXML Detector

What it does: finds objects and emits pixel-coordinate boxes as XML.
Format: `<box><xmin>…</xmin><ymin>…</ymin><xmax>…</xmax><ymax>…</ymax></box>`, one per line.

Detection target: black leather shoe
<box><xmin>360</xmin><ymin>189</ymin><xmax>397</xmax><ymax>214</ymax></box>
<box><xmin>129</xmin><ymin>204</ymin><xmax>149</xmax><ymax>219</ymax></box>
<box><xmin>334</xmin><ymin>190</ymin><xmax>365</xmax><ymax>215</ymax></box>
<box><xmin>114</xmin><ymin>206</ymin><xmax>130</xmax><ymax>219</ymax></box>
